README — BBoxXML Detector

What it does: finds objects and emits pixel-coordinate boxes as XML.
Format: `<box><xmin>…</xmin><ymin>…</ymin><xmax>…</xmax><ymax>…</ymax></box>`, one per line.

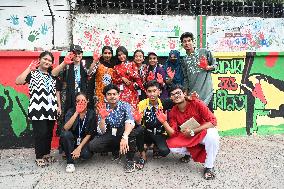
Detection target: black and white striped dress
<box><xmin>26</xmin><ymin>70</ymin><xmax>57</xmax><ymax>120</ymax></box>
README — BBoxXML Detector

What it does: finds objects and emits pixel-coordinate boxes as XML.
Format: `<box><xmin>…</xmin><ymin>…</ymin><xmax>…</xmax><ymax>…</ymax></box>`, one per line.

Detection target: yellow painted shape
<box><xmin>215</xmin><ymin>109</ymin><xmax>246</xmax><ymax>131</ymax></box>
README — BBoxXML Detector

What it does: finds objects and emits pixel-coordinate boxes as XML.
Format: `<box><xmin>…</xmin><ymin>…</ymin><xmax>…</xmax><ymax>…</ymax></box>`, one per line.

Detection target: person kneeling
<box><xmin>156</xmin><ymin>85</ymin><xmax>220</xmax><ymax>180</ymax></box>
<box><xmin>61</xmin><ymin>92</ymin><xmax>96</xmax><ymax>173</ymax></box>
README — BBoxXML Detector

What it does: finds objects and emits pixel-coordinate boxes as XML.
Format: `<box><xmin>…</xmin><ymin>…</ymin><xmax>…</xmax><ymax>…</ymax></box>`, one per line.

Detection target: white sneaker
<box><xmin>66</xmin><ymin>164</ymin><xmax>75</xmax><ymax>173</ymax></box>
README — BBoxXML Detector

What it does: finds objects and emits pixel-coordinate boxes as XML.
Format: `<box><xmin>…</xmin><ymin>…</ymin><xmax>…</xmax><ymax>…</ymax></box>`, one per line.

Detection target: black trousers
<box><xmin>32</xmin><ymin>120</ymin><xmax>55</xmax><ymax>159</ymax></box>
<box><xmin>136</xmin><ymin>130</ymin><xmax>170</xmax><ymax>157</ymax></box>
<box><xmin>60</xmin><ymin>130</ymin><xmax>93</xmax><ymax>164</ymax></box>
<box><xmin>88</xmin><ymin>127</ymin><xmax>137</xmax><ymax>161</ymax></box>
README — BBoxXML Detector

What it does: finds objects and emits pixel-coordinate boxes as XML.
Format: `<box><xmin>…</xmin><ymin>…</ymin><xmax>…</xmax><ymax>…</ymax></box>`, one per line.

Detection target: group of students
<box><xmin>15</xmin><ymin>32</ymin><xmax>219</xmax><ymax>180</ymax></box>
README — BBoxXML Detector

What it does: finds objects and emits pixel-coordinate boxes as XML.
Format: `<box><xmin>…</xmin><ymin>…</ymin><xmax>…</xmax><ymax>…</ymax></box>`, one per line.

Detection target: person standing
<box><xmin>180</xmin><ymin>32</ymin><xmax>218</xmax><ymax>112</ymax></box>
<box><xmin>15</xmin><ymin>51</ymin><xmax>58</xmax><ymax>167</ymax></box>
<box><xmin>112</xmin><ymin>46</ymin><xmax>144</xmax><ymax>108</ymax></box>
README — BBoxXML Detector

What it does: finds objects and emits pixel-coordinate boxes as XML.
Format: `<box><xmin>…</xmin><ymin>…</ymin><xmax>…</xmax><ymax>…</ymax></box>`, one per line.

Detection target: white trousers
<box><xmin>169</xmin><ymin>128</ymin><xmax>220</xmax><ymax>168</ymax></box>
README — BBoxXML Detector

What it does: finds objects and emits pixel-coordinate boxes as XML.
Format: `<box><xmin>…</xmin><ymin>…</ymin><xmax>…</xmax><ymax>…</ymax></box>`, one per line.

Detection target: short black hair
<box><xmin>168</xmin><ymin>84</ymin><xmax>186</xmax><ymax>94</ymax></box>
<box><xmin>180</xmin><ymin>32</ymin><xmax>194</xmax><ymax>43</ymax></box>
<box><xmin>144</xmin><ymin>80</ymin><xmax>161</xmax><ymax>90</ymax></box>
<box><xmin>103</xmin><ymin>84</ymin><xmax>120</xmax><ymax>96</ymax></box>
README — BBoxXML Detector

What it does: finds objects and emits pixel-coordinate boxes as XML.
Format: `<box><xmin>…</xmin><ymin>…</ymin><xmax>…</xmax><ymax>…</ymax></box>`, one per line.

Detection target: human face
<box><xmin>170</xmin><ymin>89</ymin><xmax>186</xmax><ymax>104</ymax></box>
<box><xmin>182</xmin><ymin>37</ymin><xmax>194</xmax><ymax>52</ymax></box>
<box><xmin>170</xmin><ymin>54</ymin><xmax>177</xmax><ymax>63</ymax></box>
<box><xmin>134</xmin><ymin>52</ymin><xmax>144</xmax><ymax>65</ymax></box>
<box><xmin>105</xmin><ymin>89</ymin><xmax>120</xmax><ymax>105</ymax></box>
<box><xmin>73</xmin><ymin>52</ymin><xmax>83</xmax><ymax>63</ymax></box>
<box><xmin>76</xmin><ymin>94</ymin><xmax>88</xmax><ymax>111</ymax></box>
<box><xmin>117</xmin><ymin>51</ymin><xmax>127</xmax><ymax>63</ymax></box>
<box><xmin>148</xmin><ymin>55</ymin><xmax>158</xmax><ymax>67</ymax></box>
<box><xmin>102</xmin><ymin>49</ymin><xmax>112</xmax><ymax>62</ymax></box>
<box><xmin>39</xmin><ymin>55</ymin><xmax>53</xmax><ymax>70</ymax></box>
<box><xmin>146</xmin><ymin>86</ymin><xmax>161</xmax><ymax>102</ymax></box>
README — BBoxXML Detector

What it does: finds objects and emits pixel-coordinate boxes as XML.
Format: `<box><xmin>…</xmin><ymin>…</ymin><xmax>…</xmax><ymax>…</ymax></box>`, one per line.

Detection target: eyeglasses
<box><xmin>170</xmin><ymin>90</ymin><xmax>183</xmax><ymax>97</ymax></box>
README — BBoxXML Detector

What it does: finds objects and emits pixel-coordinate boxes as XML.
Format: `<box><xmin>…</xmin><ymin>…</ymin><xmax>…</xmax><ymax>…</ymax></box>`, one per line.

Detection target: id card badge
<box><xmin>120</xmin><ymin>84</ymin><xmax>124</xmax><ymax>91</ymax></box>
<box><xmin>137</xmin><ymin>89</ymin><xmax>141</xmax><ymax>96</ymax></box>
<box><xmin>77</xmin><ymin>137</ymin><xmax>81</xmax><ymax>145</ymax></box>
<box><xmin>112</xmin><ymin>128</ymin><xmax>117</xmax><ymax>136</ymax></box>
<box><xmin>47</xmin><ymin>95</ymin><xmax>53</xmax><ymax>104</ymax></box>
<box><xmin>154</xmin><ymin>128</ymin><xmax>157</xmax><ymax>135</ymax></box>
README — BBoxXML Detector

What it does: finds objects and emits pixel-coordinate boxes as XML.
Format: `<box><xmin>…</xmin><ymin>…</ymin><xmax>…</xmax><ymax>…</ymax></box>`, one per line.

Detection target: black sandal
<box><xmin>180</xmin><ymin>155</ymin><xmax>191</xmax><ymax>163</ymax></box>
<box><xmin>203</xmin><ymin>167</ymin><xmax>216</xmax><ymax>180</ymax></box>
<box><xmin>135</xmin><ymin>158</ymin><xmax>146</xmax><ymax>170</ymax></box>
<box><xmin>43</xmin><ymin>155</ymin><xmax>56</xmax><ymax>163</ymax></box>
<box><xmin>35</xmin><ymin>159</ymin><xmax>47</xmax><ymax>168</ymax></box>
<box><xmin>153</xmin><ymin>150</ymin><xmax>162</xmax><ymax>159</ymax></box>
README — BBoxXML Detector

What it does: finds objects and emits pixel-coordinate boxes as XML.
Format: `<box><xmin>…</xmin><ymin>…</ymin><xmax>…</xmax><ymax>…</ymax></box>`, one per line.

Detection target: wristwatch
<box><xmin>190</xmin><ymin>130</ymin><xmax>195</xmax><ymax>137</ymax></box>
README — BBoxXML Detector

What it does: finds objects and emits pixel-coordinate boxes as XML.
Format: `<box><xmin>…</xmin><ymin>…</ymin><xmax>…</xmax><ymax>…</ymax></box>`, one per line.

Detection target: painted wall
<box><xmin>206</xmin><ymin>16</ymin><xmax>284</xmax><ymax>52</ymax></box>
<box><xmin>0</xmin><ymin>12</ymin><xmax>284</xmax><ymax>148</ymax></box>
<box><xmin>72</xmin><ymin>14</ymin><xmax>197</xmax><ymax>56</ymax></box>
<box><xmin>0</xmin><ymin>51</ymin><xmax>61</xmax><ymax>149</ymax></box>
<box><xmin>0</xmin><ymin>0</ymin><xmax>70</xmax><ymax>50</ymax></box>
<box><xmin>212</xmin><ymin>52</ymin><xmax>284</xmax><ymax>136</ymax></box>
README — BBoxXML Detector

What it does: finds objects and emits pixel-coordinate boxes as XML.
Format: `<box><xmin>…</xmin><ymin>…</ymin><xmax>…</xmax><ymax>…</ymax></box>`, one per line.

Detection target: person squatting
<box><xmin>15</xmin><ymin>32</ymin><xmax>219</xmax><ymax>180</ymax></box>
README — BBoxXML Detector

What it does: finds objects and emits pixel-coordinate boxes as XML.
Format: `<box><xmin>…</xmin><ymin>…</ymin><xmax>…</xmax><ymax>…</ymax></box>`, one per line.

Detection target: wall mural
<box><xmin>1</xmin><ymin>14</ymin><xmax>284</xmax><ymax>148</ymax></box>
<box><xmin>212</xmin><ymin>52</ymin><xmax>284</xmax><ymax>136</ymax></box>
<box><xmin>72</xmin><ymin>14</ymin><xmax>196</xmax><ymax>56</ymax></box>
<box><xmin>206</xmin><ymin>16</ymin><xmax>284</xmax><ymax>52</ymax></box>
<box><xmin>0</xmin><ymin>13</ymin><xmax>52</xmax><ymax>50</ymax></box>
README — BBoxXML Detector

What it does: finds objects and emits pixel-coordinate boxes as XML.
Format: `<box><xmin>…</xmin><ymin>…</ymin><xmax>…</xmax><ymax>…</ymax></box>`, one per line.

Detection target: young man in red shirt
<box><xmin>156</xmin><ymin>84</ymin><xmax>220</xmax><ymax>180</ymax></box>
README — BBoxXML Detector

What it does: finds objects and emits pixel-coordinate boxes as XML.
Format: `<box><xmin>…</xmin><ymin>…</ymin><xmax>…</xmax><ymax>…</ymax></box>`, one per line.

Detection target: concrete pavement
<box><xmin>0</xmin><ymin>134</ymin><xmax>283</xmax><ymax>189</ymax></box>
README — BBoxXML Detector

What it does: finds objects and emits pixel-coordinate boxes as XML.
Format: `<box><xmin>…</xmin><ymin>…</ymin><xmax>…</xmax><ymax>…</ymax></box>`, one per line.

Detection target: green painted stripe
<box><xmin>197</xmin><ymin>16</ymin><xmax>201</xmax><ymax>48</ymax></box>
<box><xmin>202</xmin><ymin>15</ymin><xmax>207</xmax><ymax>48</ymax></box>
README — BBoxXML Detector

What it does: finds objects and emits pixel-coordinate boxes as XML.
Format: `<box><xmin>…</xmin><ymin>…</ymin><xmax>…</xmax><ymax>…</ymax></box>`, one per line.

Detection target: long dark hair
<box><xmin>115</xmin><ymin>46</ymin><xmax>128</xmax><ymax>65</ymax></box>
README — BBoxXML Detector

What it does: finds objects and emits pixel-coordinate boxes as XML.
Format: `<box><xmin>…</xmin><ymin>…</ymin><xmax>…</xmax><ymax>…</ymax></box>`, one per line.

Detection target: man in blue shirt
<box><xmin>88</xmin><ymin>84</ymin><xmax>138</xmax><ymax>173</ymax></box>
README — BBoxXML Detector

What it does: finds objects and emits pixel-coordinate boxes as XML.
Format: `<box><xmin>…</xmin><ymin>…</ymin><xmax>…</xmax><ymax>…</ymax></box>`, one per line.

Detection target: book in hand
<box><xmin>179</xmin><ymin>117</ymin><xmax>200</xmax><ymax>131</ymax></box>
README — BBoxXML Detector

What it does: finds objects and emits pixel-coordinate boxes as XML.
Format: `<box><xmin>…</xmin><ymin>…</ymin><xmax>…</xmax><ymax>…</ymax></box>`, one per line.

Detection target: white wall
<box><xmin>0</xmin><ymin>0</ymin><xmax>71</xmax><ymax>50</ymax></box>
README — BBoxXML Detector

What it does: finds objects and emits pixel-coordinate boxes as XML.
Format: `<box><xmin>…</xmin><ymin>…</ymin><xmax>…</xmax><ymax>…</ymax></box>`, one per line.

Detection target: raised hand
<box><xmin>147</xmin><ymin>71</ymin><xmax>155</xmax><ymax>81</ymax></box>
<box><xmin>155</xmin><ymin>109</ymin><xmax>167</xmax><ymax>124</ymax></box>
<box><xmin>198</xmin><ymin>55</ymin><xmax>208</xmax><ymax>70</ymax></box>
<box><xmin>97</xmin><ymin>103</ymin><xmax>112</xmax><ymax>119</ymax></box>
<box><xmin>76</xmin><ymin>99</ymin><xmax>87</xmax><ymax>113</ymax></box>
<box><xmin>167</xmin><ymin>67</ymin><xmax>175</xmax><ymax>79</ymax></box>
<box><xmin>29</xmin><ymin>60</ymin><xmax>40</xmax><ymax>71</ymax></box>
<box><xmin>93</xmin><ymin>51</ymin><xmax>100</xmax><ymax>63</ymax></box>
<box><xmin>156</xmin><ymin>73</ymin><xmax>164</xmax><ymax>84</ymax></box>
<box><xmin>64</xmin><ymin>52</ymin><xmax>75</xmax><ymax>64</ymax></box>
<box><xmin>132</xmin><ymin>108</ymin><xmax>143</xmax><ymax>123</ymax></box>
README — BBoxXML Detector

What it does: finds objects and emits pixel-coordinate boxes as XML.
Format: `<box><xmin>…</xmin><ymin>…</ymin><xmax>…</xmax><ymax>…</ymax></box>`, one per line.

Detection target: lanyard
<box><xmin>39</xmin><ymin>70</ymin><xmax>52</xmax><ymax>93</ymax></box>
<box><xmin>78</xmin><ymin>112</ymin><xmax>87</xmax><ymax>138</ymax></box>
<box><xmin>74</xmin><ymin>65</ymin><xmax>81</xmax><ymax>83</ymax></box>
